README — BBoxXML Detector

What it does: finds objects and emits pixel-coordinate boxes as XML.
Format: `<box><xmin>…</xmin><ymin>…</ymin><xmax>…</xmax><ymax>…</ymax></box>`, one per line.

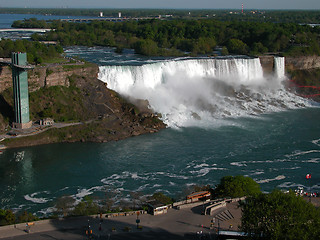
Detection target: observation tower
<box><xmin>11</xmin><ymin>52</ymin><xmax>34</xmax><ymax>129</ymax></box>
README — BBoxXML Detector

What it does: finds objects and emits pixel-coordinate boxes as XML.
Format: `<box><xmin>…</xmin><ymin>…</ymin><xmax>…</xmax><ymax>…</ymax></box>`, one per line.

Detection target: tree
<box><xmin>251</xmin><ymin>42</ymin><xmax>268</xmax><ymax>55</ymax></box>
<box><xmin>0</xmin><ymin>209</ymin><xmax>15</xmax><ymax>226</ymax></box>
<box><xmin>130</xmin><ymin>191</ymin><xmax>143</xmax><ymax>210</ymax></box>
<box><xmin>213</xmin><ymin>175</ymin><xmax>261</xmax><ymax>198</ymax></box>
<box><xmin>55</xmin><ymin>196</ymin><xmax>75</xmax><ymax>217</ymax></box>
<box><xmin>17</xmin><ymin>211</ymin><xmax>39</xmax><ymax>223</ymax></box>
<box><xmin>73</xmin><ymin>196</ymin><xmax>99</xmax><ymax>216</ymax></box>
<box><xmin>240</xmin><ymin>190</ymin><xmax>320</xmax><ymax>239</ymax></box>
<box><xmin>221</xmin><ymin>46</ymin><xmax>229</xmax><ymax>56</ymax></box>
<box><xmin>227</xmin><ymin>39</ymin><xmax>248</xmax><ymax>55</ymax></box>
<box><xmin>151</xmin><ymin>192</ymin><xmax>173</xmax><ymax>205</ymax></box>
<box><xmin>134</xmin><ymin>39</ymin><xmax>158</xmax><ymax>56</ymax></box>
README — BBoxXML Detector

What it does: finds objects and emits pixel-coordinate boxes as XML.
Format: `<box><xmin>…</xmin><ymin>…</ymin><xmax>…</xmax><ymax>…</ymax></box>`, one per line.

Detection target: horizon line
<box><xmin>0</xmin><ymin>7</ymin><xmax>320</xmax><ymax>11</ymax></box>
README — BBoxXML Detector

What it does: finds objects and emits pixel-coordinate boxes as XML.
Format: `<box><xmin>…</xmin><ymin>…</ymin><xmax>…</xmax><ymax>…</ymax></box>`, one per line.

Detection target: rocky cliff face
<box><xmin>259</xmin><ymin>55</ymin><xmax>320</xmax><ymax>74</ymax></box>
<box><xmin>0</xmin><ymin>63</ymin><xmax>98</xmax><ymax>93</ymax></box>
<box><xmin>259</xmin><ymin>56</ymin><xmax>274</xmax><ymax>76</ymax></box>
<box><xmin>285</xmin><ymin>56</ymin><xmax>320</xmax><ymax>70</ymax></box>
<box><xmin>0</xmin><ymin>65</ymin><xmax>13</xmax><ymax>92</ymax></box>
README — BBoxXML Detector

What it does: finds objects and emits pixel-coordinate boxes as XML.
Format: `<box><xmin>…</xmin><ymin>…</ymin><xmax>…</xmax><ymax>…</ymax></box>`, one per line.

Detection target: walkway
<box><xmin>0</xmin><ymin>202</ymin><xmax>242</xmax><ymax>240</ymax></box>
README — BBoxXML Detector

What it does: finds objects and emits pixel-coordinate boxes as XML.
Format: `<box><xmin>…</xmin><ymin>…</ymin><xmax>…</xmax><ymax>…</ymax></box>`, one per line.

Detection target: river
<box><xmin>0</xmin><ymin>16</ymin><xmax>320</xmax><ymax>216</ymax></box>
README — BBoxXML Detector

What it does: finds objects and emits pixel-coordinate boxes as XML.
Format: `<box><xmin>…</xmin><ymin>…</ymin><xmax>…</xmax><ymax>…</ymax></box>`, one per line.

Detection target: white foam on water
<box><xmin>24</xmin><ymin>191</ymin><xmax>51</xmax><ymax>204</ymax></box>
<box><xmin>98</xmin><ymin>57</ymin><xmax>312</xmax><ymax>128</ymax></box>
<box><xmin>74</xmin><ymin>186</ymin><xmax>105</xmax><ymax>199</ymax></box>
<box><xmin>311</xmin><ymin>139</ymin><xmax>320</xmax><ymax>147</ymax></box>
<box><xmin>194</xmin><ymin>163</ymin><xmax>210</xmax><ymax>168</ymax></box>
<box><xmin>230</xmin><ymin>162</ymin><xmax>247</xmax><ymax>167</ymax></box>
<box><xmin>286</xmin><ymin>150</ymin><xmax>320</xmax><ymax>158</ymax></box>
<box><xmin>256</xmin><ymin>175</ymin><xmax>286</xmax><ymax>184</ymax></box>
<box><xmin>100</xmin><ymin>178</ymin><xmax>125</xmax><ymax>187</ymax></box>
<box><xmin>190</xmin><ymin>166</ymin><xmax>227</xmax><ymax>177</ymax></box>
<box><xmin>37</xmin><ymin>207</ymin><xmax>56</xmax><ymax>216</ymax></box>
<box><xmin>277</xmin><ymin>182</ymin><xmax>305</xmax><ymax>189</ymax></box>
<box><xmin>285</xmin><ymin>166</ymin><xmax>301</xmax><ymax>170</ymax></box>
<box><xmin>135</xmin><ymin>184</ymin><xmax>150</xmax><ymax>192</ymax></box>
<box><xmin>14</xmin><ymin>151</ymin><xmax>25</xmax><ymax>162</ymax></box>
<box><xmin>303</xmin><ymin>158</ymin><xmax>320</xmax><ymax>163</ymax></box>
<box><xmin>155</xmin><ymin>172</ymin><xmax>190</xmax><ymax>180</ymax></box>
<box><xmin>250</xmin><ymin>171</ymin><xmax>265</xmax><ymax>176</ymax></box>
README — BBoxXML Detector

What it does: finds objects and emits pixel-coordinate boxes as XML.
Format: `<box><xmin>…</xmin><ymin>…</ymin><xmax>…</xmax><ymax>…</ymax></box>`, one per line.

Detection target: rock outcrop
<box><xmin>0</xmin><ymin>62</ymin><xmax>166</xmax><ymax>148</ymax></box>
<box><xmin>285</xmin><ymin>56</ymin><xmax>320</xmax><ymax>70</ymax></box>
<box><xmin>259</xmin><ymin>55</ymin><xmax>320</xmax><ymax>74</ymax></box>
<box><xmin>0</xmin><ymin>63</ymin><xmax>98</xmax><ymax>93</ymax></box>
<box><xmin>259</xmin><ymin>56</ymin><xmax>274</xmax><ymax>76</ymax></box>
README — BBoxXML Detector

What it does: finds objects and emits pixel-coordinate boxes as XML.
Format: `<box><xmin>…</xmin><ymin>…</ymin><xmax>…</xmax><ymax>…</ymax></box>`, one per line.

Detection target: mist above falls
<box><xmin>98</xmin><ymin>57</ymin><xmax>311</xmax><ymax>128</ymax></box>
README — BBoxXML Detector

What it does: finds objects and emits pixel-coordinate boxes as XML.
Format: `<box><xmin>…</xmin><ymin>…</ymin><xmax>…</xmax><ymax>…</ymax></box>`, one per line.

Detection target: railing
<box><xmin>105</xmin><ymin>210</ymin><xmax>146</xmax><ymax>218</ymax></box>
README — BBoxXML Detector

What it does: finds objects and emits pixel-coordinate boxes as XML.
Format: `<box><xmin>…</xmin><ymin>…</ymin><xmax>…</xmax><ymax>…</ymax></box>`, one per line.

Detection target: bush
<box><xmin>0</xmin><ymin>209</ymin><xmax>38</xmax><ymax>226</ymax></box>
<box><xmin>214</xmin><ymin>175</ymin><xmax>261</xmax><ymax>198</ymax></box>
<box><xmin>73</xmin><ymin>196</ymin><xmax>99</xmax><ymax>216</ymax></box>
<box><xmin>227</xmin><ymin>39</ymin><xmax>248</xmax><ymax>55</ymax></box>
<box><xmin>0</xmin><ymin>209</ymin><xmax>15</xmax><ymax>226</ymax></box>
<box><xmin>17</xmin><ymin>211</ymin><xmax>39</xmax><ymax>223</ymax></box>
<box><xmin>151</xmin><ymin>192</ymin><xmax>173</xmax><ymax>205</ymax></box>
<box><xmin>134</xmin><ymin>39</ymin><xmax>159</xmax><ymax>56</ymax></box>
<box><xmin>240</xmin><ymin>190</ymin><xmax>320</xmax><ymax>239</ymax></box>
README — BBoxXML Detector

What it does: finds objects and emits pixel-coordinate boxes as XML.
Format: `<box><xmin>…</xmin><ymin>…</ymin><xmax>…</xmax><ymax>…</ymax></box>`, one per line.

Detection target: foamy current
<box><xmin>98</xmin><ymin>57</ymin><xmax>310</xmax><ymax>128</ymax></box>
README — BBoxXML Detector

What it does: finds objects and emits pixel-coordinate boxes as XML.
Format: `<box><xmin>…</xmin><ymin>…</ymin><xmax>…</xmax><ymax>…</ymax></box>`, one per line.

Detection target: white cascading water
<box><xmin>98</xmin><ymin>57</ymin><xmax>310</xmax><ymax>128</ymax></box>
<box><xmin>274</xmin><ymin>56</ymin><xmax>286</xmax><ymax>79</ymax></box>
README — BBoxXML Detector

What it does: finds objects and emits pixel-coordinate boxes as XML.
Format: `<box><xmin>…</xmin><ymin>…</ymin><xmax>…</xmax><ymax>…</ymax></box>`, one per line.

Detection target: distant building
<box><xmin>186</xmin><ymin>191</ymin><xmax>211</xmax><ymax>202</ymax></box>
<box><xmin>11</xmin><ymin>52</ymin><xmax>33</xmax><ymax>129</ymax></box>
<box><xmin>118</xmin><ymin>12</ymin><xmax>121</xmax><ymax>18</ymax></box>
<box><xmin>146</xmin><ymin>200</ymin><xmax>170</xmax><ymax>215</ymax></box>
<box><xmin>99</xmin><ymin>12</ymin><xmax>103</xmax><ymax>17</ymax></box>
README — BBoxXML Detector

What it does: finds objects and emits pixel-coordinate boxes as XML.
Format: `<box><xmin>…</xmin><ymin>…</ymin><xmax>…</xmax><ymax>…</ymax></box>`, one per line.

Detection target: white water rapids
<box><xmin>98</xmin><ymin>57</ymin><xmax>311</xmax><ymax>127</ymax></box>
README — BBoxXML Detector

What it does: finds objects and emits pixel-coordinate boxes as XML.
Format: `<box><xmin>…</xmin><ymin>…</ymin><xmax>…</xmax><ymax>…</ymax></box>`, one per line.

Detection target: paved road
<box><xmin>0</xmin><ymin>203</ymin><xmax>241</xmax><ymax>240</ymax></box>
<box><xmin>0</xmin><ymin>122</ymin><xmax>83</xmax><ymax>142</ymax></box>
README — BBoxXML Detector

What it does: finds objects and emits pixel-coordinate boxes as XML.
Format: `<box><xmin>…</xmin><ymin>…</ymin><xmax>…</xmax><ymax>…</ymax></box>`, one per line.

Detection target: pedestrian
<box><xmin>100</xmin><ymin>212</ymin><xmax>103</xmax><ymax>222</ymax></box>
<box><xmin>26</xmin><ymin>223</ymin><xmax>30</xmax><ymax>233</ymax></box>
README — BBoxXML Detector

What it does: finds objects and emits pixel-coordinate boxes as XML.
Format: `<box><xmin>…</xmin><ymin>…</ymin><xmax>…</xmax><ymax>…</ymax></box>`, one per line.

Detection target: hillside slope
<box><xmin>0</xmin><ymin>63</ymin><xmax>165</xmax><ymax>148</ymax></box>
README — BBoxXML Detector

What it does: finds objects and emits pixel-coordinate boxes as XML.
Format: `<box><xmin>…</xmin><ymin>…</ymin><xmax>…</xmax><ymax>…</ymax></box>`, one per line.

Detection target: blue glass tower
<box><xmin>11</xmin><ymin>52</ymin><xmax>32</xmax><ymax>129</ymax></box>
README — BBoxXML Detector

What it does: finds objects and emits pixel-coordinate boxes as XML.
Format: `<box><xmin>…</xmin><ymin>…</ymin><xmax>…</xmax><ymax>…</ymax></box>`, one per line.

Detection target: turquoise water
<box><xmin>0</xmin><ymin>15</ymin><xmax>319</xmax><ymax>215</ymax></box>
<box><xmin>1</xmin><ymin>108</ymin><xmax>320</xmax><ymax>215</ymax></box>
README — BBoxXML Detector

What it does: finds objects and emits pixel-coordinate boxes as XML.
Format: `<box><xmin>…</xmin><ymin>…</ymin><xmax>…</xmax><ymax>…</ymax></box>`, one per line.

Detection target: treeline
<box><xmin>4</xmin><ymin>8</ymin><xmax>320</xmax><ymax>23</ymax></box>
<box><xmin>212</xmin><ymin>10</ymin><xmax>320</xmax><ymax>24</ymax></box>
<box><xmin>0</xmin><ymin>39</ymin><xmax>63</xmax><ymax>64</ymax></box>
<box><xmin>12</xmin><ymin>18</ymin><xmax>48</xmax><ymax>29</ymax></box>
<box><xmin>0</xmin><ymin>209</ymin><xmax>38</xmax><ymax>226</ymax></box>
<box><xmin>26</xmin><ymin>18</ymin><xmax>320</xmax><ymax>56</ymax></box>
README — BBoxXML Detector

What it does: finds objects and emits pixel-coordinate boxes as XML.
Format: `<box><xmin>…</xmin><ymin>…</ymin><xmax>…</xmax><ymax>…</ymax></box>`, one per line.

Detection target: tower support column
<box><xmin>11</xmin><ymin>52</ymin><xmax>32</xmax><ymax>129</ymax></box>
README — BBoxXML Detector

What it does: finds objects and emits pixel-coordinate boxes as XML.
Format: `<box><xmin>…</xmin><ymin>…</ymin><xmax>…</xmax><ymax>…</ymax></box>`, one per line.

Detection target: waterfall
<box><xmin>98</xmin><ymin>57</ymin><xmax>309</xmax><ymax>128</ymax></box>
<box><xmin>274</xmin><ymin>56</ymin><xmax>286</xmax><ymax>79</ymax></box>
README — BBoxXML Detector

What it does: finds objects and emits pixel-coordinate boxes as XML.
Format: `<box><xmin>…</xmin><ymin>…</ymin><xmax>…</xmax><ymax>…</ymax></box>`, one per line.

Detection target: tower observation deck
<box><xmin>11</xmin><ymin>52</ymin><xmax>34</xmax><ymax>129</ymax></box>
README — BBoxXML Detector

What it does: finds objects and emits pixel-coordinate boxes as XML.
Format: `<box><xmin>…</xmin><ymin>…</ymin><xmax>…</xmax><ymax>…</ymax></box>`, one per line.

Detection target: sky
<box><xmin>0</xmin><ymin>0</ymin><xmax>320</xmax><ymax>10</ymax></box>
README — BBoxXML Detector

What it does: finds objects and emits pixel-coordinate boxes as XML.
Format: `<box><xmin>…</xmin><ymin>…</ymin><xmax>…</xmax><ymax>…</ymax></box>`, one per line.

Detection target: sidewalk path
<box><xmin>0</xmin><ymin>202</ymin><xmax>242</xmax><ymax>239</ymax></box>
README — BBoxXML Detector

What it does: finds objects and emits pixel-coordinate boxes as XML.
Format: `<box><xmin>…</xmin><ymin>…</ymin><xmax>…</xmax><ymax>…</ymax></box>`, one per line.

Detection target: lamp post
<box><xmin>136</xmin><ymin>211</ymin><xmax>141</xmax><ymax>229</ymax></box>
<box><xmin>217</xmin><ymin>218</ymin><xmax>220</xmax><ymax>238</ymax></box>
